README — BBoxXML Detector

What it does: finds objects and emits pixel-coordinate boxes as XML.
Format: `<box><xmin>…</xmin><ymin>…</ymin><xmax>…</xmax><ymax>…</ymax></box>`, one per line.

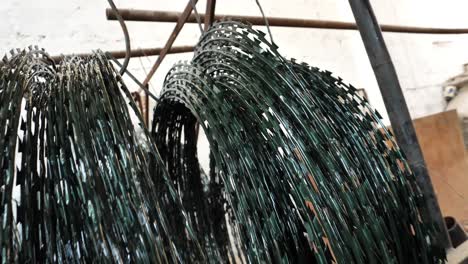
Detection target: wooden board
<box><xmin>411</xmin><ymin>110</ymin><xmax>468</xmax><ymax>230</ymax></box>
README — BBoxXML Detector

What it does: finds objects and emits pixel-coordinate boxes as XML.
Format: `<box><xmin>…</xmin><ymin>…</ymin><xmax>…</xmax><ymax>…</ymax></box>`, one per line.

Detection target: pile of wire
<box><xmin>0</xmin><ymin>48</ymin><xmax>206</xmax><ymax>262</ymax></box>
<box><xmin>152</xmin><ymin>21</ymin><xmax>445</xmax><ymax>263</ymax></box>
<box><xmin>0</xmin><ymin>22</ymin><xmax>445</xmax><ymax>263</ymax></box>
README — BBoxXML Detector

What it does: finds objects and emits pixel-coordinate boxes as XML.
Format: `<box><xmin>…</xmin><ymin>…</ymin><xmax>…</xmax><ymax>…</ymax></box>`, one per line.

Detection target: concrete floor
<box><xmin>447</xmin><ymin>240</ymin><xmax>468</xmax><ymax>263</ymax></box>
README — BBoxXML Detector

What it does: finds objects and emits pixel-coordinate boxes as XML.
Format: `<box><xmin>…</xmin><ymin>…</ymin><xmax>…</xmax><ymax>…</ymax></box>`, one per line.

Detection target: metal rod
<box><xmin>348</xmin><ymin>0</ymin><xmax>451</xmax><ymax>249</ymax></box>
<box><xmin>107</xmin><ymin>8</ymin><xmax>468</xmax><ymax>34</ymax></box>
<box><xmin>108</xmin><ymin>54</ymin><xmax>159</xmax><ymax>103</ymax></box>
<box><xmin>142</xmin><ymin>0</ymin><xmax>198</xmax><ymax>87</ymax></box>
<box><xmin>204</xmin><ymin>0</ymin><xmax>216</xmax><ymax>31</ymax></box>
<box><xmin>106</xmin><ymin>0</ymin><xmax>131</xmax><ymax>75</ymax></box>
<box><xmin>144</xmin><ymin>84</ymin><xmax>150</xmax><ymax>125</ymax></box>
<box><xmin>50</xmin><ymin>46</ymin><xmax>194</xmax><ymax>63</ymax></box>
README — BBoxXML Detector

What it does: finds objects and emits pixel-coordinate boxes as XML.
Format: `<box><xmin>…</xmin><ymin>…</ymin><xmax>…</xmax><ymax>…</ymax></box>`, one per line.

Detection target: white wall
<box><xmin>2</xmin><ymin>0</ymin><xmax>468</xmax><ymax>125</ymax></box>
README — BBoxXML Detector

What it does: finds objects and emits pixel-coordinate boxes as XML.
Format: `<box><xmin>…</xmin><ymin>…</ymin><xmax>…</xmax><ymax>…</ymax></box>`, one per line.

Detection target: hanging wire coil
<box><xmin>151</xmin><ymin>20</ymin><xmax>445</xmax><ymax>263</ymax></box>
<box><xmin>0</xmin><ymin>47</ymin><xmax>207</xmax><ymax>262</ymax></box>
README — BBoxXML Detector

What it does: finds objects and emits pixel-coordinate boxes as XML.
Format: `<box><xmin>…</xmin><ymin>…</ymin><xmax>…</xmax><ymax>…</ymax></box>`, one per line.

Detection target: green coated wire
<box><xmin>0</xmin><ymin>48</ymin><xmax>206</xmax><ymax>262</ymax></box>
<box><xmin>151</xmin><ymin>20</ymin><xmax>445</xmax><ymax>263</ymax></box>
<box><xmin>0</xmin><ymin>21</ymin><xmax>446</xmax><ymax>263</ymax></box>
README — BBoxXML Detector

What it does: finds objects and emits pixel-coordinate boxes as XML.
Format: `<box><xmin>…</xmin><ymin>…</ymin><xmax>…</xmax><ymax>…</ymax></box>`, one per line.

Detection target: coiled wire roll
<box><xmin>0</xmin><ymin>48</ymin><xmax>206</xmax><ymax>263</ymax></box>
<box><xmin>152</xmin><ymin>21</ymin><xmax>444</xmax><ymax>263</ymax></box>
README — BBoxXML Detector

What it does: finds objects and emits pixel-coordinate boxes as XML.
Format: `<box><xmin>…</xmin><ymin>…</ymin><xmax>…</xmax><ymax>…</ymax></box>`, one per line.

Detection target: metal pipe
<box><xmin>204</xmin><ymin>0</ymin><xmax>216</xmax><ymax>31</ymax></box>
<box><xmin>142</xmin><ymin>1</ymin><xmax>198</xmax><ymax>86</ymax></box>
<box><xmin>50</xmin><ymin>46</ymin><xmax>194</xmax><ymax>63</ymax></box>
<box><xmin>106</xmin><ymin>8</ymin><xmax>468</xmax><ymax>34</ymax></box>
<box><xmin>348</xmin><ymin>0</ymin><xmax>451</xmax><ymax>249</ymax></box>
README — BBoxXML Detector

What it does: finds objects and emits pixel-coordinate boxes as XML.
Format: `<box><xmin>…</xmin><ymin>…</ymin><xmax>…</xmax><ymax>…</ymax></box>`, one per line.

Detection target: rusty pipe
<box><xmin>204</xmin><ymin>0</ymin><xmax>216</xmax><ymax>31</ymax></box>
<box><xmin>50</xmin><ymin>45</ymin><xmax>194</xmax><ymax>63</ymax></box>
<box><xmin>141</xmin><ymin>0</ymin><xmax>198</xmax><ymax>86</ymax></box>
<box><xmin>106</xmin><ymin>8</ymin><xmax>468</xmax><ymax>34</ymax></box>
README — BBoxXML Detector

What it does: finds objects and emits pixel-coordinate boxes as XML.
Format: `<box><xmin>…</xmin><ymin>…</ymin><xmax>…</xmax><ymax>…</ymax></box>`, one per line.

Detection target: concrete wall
<box><xmin>2</xmin><ymin>0</ymin><xmax>468</xmax><ymax>125</ymax></box>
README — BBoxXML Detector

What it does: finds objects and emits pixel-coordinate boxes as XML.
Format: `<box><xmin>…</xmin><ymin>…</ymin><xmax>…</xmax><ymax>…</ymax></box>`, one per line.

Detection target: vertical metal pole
<box><xmin>144</xmin><ymin>84</ymin><xmax>150</xmax><ymax>126</ymax></box>
<box><xmin>348</xmin><ymin>0</ymin><xmax>451</xmax><ymax>249</ymax></box>
<box><xmin>204</xmin><ymin>0</ymin><xmax>216</xmax><ymax>31</ymax></box>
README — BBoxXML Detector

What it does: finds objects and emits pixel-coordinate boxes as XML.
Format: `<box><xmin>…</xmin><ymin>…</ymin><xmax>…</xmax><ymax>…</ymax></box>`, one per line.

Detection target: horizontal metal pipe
<box><xmin>106</xmin><ymin>8</ymin><xmax>468</xmax><ymax>34</ymax></box>
<box><xmin>50</xmin><ymin>45</ymin><xmax>194</xmax><ymax>63</ymax></box>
